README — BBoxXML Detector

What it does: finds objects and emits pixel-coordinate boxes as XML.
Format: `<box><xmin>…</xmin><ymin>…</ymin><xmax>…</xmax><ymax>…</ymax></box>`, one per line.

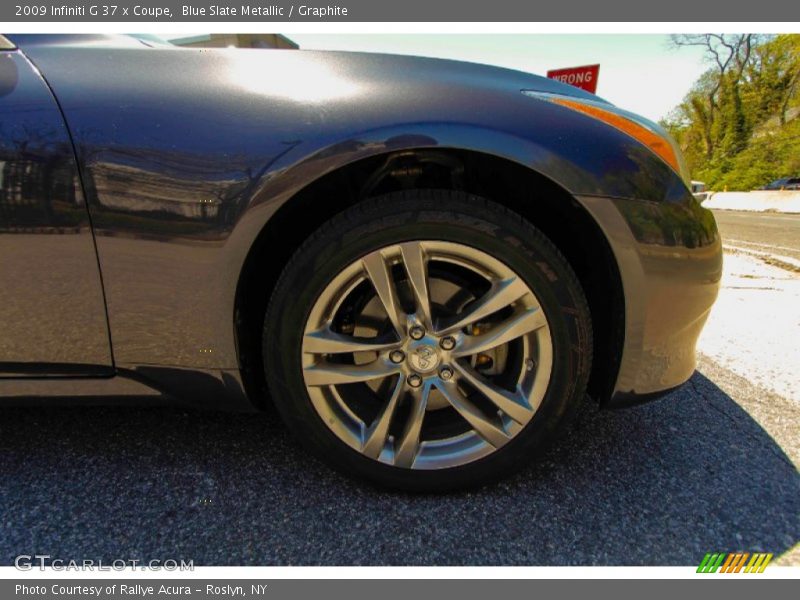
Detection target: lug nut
<box><xmin>439</xmin><ymin>366</ymin><xmax>454</xmax><ymax>381</ymax></box>
<box><xmin>407</xmin><ymin>374</ymin><xmax>423</xmax><ymax>388</ymax></box>
<box><xmin>409</xmin><ymin>325</ymin><xmax>425</xmax><ymax>340</ymax></box>
<box><xmin>440</xmin><ymin>336</ymin><xmax>456</xmax><ymax>350</ymax></box>
<box><xmin>389</xmin><ymin>350</ymin><xmax>406</xmax><ymax>364</ymax></box>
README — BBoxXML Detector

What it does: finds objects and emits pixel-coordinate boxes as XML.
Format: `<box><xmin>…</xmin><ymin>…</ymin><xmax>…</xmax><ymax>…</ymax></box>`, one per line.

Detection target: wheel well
<box><xmin>236</xmin><ymin>149</ymin><xmax>625</xmax><ymax>407</ymax></box>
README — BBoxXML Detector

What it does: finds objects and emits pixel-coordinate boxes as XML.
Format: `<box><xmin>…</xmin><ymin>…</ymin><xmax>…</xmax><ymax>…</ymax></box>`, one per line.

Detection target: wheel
<box><xmin>263</xmin><ymin>190</ymin><xmax>592</xmax><ymax>491</ymax></box>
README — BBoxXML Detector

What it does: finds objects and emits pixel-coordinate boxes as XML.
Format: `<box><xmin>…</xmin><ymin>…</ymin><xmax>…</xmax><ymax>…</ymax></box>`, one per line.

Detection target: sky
<box><xmin>286</xmin><ymin>34</ymin><xmax>710</xmax><ymax>122</ymax></box>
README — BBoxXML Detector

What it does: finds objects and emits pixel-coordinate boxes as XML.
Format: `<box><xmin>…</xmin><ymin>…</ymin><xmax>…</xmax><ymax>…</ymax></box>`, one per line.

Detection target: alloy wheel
<box><xmin>301</xmin><ymin>240</ymin><xmax>553</xmax><ymax>470</ymax></box>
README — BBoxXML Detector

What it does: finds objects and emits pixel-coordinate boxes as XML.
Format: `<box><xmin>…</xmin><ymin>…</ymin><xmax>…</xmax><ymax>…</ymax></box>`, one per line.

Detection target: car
<box><xmin>760</xmin><ymin>177</ymin><xmax>800</xmax><ymax>191</ymax></box>
<box><xmin>691</xmin><ymin>180</ymin><xmax>708</xmax><ymax>202</ymax></box>
<box><xmin>0</xmin><ymin>34</ymin><xmax>722</xmax><ymax>490</ymax></box>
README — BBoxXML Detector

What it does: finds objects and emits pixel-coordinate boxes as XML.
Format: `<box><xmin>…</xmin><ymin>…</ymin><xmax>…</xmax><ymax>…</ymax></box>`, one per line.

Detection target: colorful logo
<box><xmin>697</xmin><ymin>552</ymin><xmax>773</xmax><ymax>573</ymax></box>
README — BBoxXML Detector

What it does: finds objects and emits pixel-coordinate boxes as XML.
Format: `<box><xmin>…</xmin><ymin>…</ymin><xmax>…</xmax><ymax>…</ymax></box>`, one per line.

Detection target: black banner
<box><xmin>3</xmin><ymin>0</ymin><xmax>796</xmax><ymax>22</ymax></box>
<box><xmin>2</xmin><ymin>579</ymin><xmax>796</xmax><ymax>599</ymax></box>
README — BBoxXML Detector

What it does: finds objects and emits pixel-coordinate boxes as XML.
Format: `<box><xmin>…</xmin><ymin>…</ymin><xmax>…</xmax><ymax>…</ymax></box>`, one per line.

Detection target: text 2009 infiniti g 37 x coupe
<box><xmin>0</xmin><ymin>34</ymin><xmax>721</xmax><ymax>490</ymax></box>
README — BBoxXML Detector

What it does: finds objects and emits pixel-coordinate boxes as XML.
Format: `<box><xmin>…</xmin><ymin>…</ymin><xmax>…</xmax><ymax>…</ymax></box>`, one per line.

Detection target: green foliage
<box><xmin>664</xmin><ymin>34</ymin><xmax>800</xmax><ymax>190</ymax></box>
<box><xmin>699</xmin><ymin>117</ymin><xmax>800</xmax><ymax>190</ymax></box>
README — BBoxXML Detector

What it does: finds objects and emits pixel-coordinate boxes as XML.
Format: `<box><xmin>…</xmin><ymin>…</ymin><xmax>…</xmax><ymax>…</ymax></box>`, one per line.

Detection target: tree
<box><xmin>664</xmin><ymin>34</ymin><xmax>800</xmax><ymax>190</ymax></box>
<box><xmin>669</xmin><ymin>35</ymin><xmax>757</xmax><ymax>158</ymax></box>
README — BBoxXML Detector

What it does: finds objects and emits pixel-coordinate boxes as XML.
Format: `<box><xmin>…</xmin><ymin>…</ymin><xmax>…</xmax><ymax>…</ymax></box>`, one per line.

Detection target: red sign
<box><xmin>546</xmin><ymin>64</ymin><xmax>600</xmax><ymax>94</ymax></box>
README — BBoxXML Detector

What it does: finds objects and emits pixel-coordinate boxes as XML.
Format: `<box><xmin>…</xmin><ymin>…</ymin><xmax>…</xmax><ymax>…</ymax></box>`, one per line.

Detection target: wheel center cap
<box><xmin>408</xmin><ymin>344</ymin><xmax>441</xmax><ymax>373</ymax></box>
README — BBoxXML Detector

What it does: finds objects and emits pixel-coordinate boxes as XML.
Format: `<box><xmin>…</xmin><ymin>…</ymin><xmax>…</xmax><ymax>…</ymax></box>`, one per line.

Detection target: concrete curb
<box><xmin>704</xmin><ymin>190</ymin><xmax>800</xmax><ymax>213</ymax></box>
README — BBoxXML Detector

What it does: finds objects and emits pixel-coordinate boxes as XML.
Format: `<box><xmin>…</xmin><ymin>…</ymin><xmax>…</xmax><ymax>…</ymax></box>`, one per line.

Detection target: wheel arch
<box><xmin>235</xmin><ymin>148</ymin><xmax>625</xmax><ymax>408</ymax></box>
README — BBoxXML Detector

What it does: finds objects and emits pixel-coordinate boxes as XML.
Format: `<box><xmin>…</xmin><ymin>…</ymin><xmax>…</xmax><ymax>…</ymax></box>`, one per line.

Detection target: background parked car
<box><xmin>760</xmin><ymin>177</ymin><xmax>800</xmax><ymax>191</ymax></box>
<box><xmin>691</xmin><ymin>180</ymin><xmax>708</xmax><ymax>202</ymax></box>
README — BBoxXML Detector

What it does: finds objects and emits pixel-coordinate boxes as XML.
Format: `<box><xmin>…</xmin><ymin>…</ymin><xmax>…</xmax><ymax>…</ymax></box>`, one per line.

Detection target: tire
<box><xmin>263</xmin><ymin>190</ymin><xmax>592</xmax><ymax>491</ymax></box>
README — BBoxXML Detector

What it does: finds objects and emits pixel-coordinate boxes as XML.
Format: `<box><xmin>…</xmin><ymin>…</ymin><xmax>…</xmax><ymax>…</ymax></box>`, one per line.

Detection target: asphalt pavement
<box><xmin>713</xmin><ymin>209</ymin><xmax>800</xmax><ymax>261</ymax></box>
<box><xmin>698</xmin><ymin>210</ymin><xmax>800</xmax><ymax>404</ymax></box>
<box><xmin>0</xmin><ymin>210</ymin><xmax>797</xmax><ymax>567</ymax></box>
<box><xmin>0</xmin><ymin>367</ymin><xmax>797</xmax><ymax>566</ymax></box>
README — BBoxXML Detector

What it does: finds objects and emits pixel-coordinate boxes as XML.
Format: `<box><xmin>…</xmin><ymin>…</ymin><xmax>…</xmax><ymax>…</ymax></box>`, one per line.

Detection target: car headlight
<box><xmin>522</xmin><ymin>91</ymin><xmax>691</xmax><ymax>187</ymax></box>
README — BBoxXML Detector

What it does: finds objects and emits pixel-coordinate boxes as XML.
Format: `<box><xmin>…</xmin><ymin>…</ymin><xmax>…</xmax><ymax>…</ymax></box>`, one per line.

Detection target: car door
<box><xmin>0</xmin><ymin>39</ymin><xmax>112</xmax><ymax>376</ymax></box>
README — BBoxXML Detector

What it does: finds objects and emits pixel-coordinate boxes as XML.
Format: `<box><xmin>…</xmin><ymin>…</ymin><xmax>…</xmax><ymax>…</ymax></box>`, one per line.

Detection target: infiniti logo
<box><xmin>416</xmin><ymin>347</ymin><xmax>435</xmax><ymax>369</ymax></box>
<box><xmin>409</xmin><ymin>345</ymin><xmax>440</xmax><ymax>373</ymax></box>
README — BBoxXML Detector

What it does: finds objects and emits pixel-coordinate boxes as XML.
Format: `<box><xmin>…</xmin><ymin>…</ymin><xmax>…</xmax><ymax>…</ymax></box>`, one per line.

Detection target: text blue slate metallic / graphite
<box><xmin>0</xmin><ymin>34</ymin><xmax>721</xmax><ymax>490</ymax></box>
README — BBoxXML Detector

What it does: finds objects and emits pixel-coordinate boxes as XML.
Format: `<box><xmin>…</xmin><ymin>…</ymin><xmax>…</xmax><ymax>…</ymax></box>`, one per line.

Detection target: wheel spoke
<box><xmin>362</xmin><ymin>376</ymin><xmax>405</xmax><ymax>459</ymax></box>
<box><xmin>437</xmin><ymin>277</ymin><xmax>530</xmax><ymax>335</ymax></box>
<box><xmin>303</xmin><ymin>327</ymin><xmax>401</xmax><ymax>355</ymax></box>
<box><xmin>452</xmin><ymin>306</ymin><xmax>547</xmax><ymax>358</ymax></box>
<box><xmin>399</xmin><ymin>242</ymin><xmax>433</xmax><ymax>329</ymax></box>
<box><xmin>394</xmin><ymin>382</ymin><xmax>431</xmax><ymax>468</ymax></box>
<box><xmin>362</xmin><ymin>251</ymin><xmax>407</xmax><ymax>337</ymax></box>
<box><xmin>304</xmin><ymin>360</ymin><xmax>399</xmax><ymax>386</ymax></box>
<box><xmin>435</xmin><ymin>379</ymin><xmax>510</xmax><ymax>448</ymax></box>
<box><xmin>452</xmin><ymin>361</ymin><xmax>532</xmax><ymax>424</ymax></box>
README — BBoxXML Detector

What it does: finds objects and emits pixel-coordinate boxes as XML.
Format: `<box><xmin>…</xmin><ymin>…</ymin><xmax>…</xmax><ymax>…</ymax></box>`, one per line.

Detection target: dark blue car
<box><xmin>0</xmin><ymin>34</ymin><xmax>721</xmax><ymax>489</ymax></box>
